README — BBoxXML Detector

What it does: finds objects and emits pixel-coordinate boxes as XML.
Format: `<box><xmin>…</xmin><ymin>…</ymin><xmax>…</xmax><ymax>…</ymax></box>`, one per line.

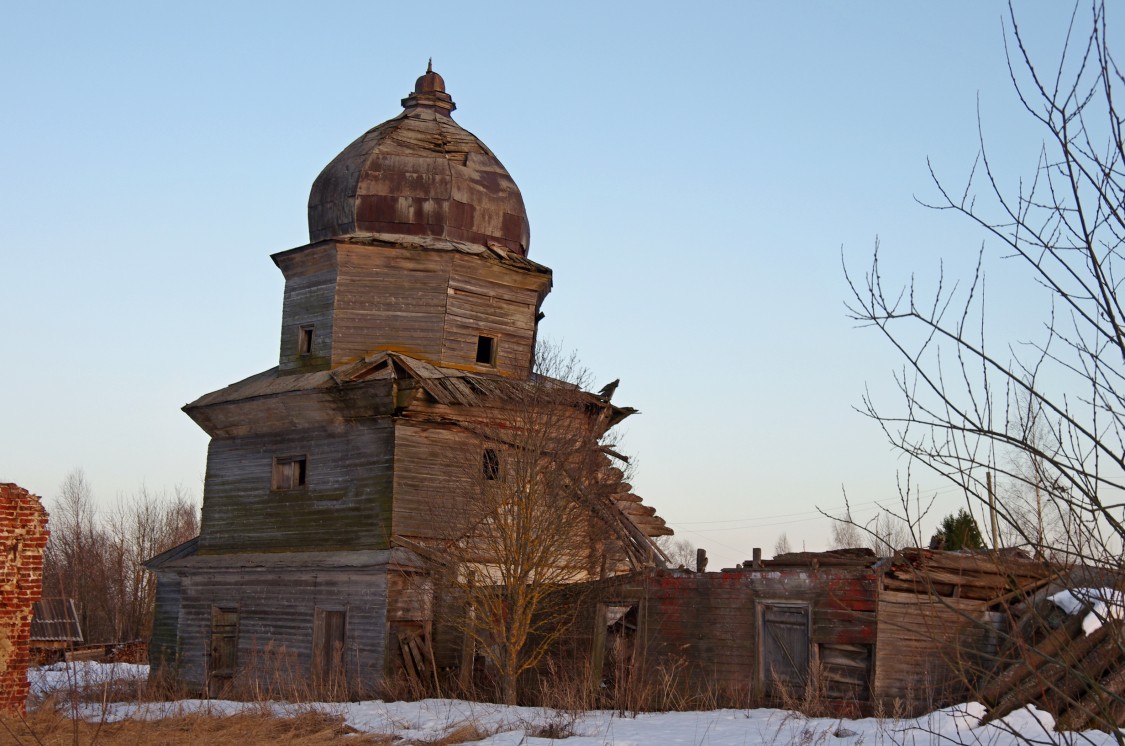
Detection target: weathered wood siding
<box><xmin>873</xmin><ymin>590</ymin><xmax>995</xmax><ymax>713</ymax></box>
<box><xmin>198</xmin><ymin>419</ymin><xmax>394</xmax><ymax>553</ymax></box>
<box><xmin>442</xmin><ymin>254</ymin><xmax>546</xmax><ymax>377</ymax></box>
<box><xmin>149</xmin><ymin>574</ymin><xmax>182</xmax><ymax>671</ymax></box>
<box><xmin>333</xmin><ymin>244</ymin><xmax>452</xmax><ymax>365</ymax></box>
<box><xmin>391</xmin><ymin>421</ymin><xmax>475</xmax><ymax>541</ymax></box>
<box><xmin>557</xmin><ymin>568</ymin><xmax>879</xmax><ymax>709</ymax></box>
<box><xmin>173</xmin><ymin>561</ymin><xmax>389</xmax><ymax>692</ymax></box>
<box><xmin>274</xmin><ymin>242</ymin><xmax>548</xmax><ymax>377</ymax></box>
<box><xmin>275</xmin><ymin>242</ymin><xmax>337</xmax><ymax>375</ymax></box>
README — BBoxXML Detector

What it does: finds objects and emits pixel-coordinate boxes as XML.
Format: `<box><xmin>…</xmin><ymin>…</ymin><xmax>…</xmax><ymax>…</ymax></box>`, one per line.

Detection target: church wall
<box><xmin>198</xmin><ymin>419</ymin><xmax>394</xmax><ymax>553</ymax></box>
<box><xmin>443</xmin><ymin>254</ymin><xmax>547</xmax><ymax>377</ymax></box>
<box><xmin>391</xmin><ymin>421</ymin><xmax>475</xmax><ymax>542</ymax></box>
<box><xmin>149</xmin><ymin>573</ymin><xmax>182</xmax><ymax>673</ymax></box>
<box><xmin>277</xmin><ymin>243</ymin><xmax>337</xmax><ymax>375</ymax></box>
<box><xmin>173</xmin><ymin>563</ymin><xmax>389</xmax><ymax>693</ymax></box>
<box><xmin>332</xmin><ymin>245</ymin><xmax>452</xmax><ymax>365</ymax></box>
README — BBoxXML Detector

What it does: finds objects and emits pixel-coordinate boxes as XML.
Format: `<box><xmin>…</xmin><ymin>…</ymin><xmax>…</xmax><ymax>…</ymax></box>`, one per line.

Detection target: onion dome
<box><xmin>307</xmin><ymin>62</ymin><xmax>531</xmax><ymax>255</ymax></box>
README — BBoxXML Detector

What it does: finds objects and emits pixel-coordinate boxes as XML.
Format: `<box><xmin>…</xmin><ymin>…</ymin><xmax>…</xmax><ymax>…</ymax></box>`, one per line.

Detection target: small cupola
<box><xmin>400</xmin><ymin>59</ymin><xmax>456</xmax><ymax>114</ymax></box>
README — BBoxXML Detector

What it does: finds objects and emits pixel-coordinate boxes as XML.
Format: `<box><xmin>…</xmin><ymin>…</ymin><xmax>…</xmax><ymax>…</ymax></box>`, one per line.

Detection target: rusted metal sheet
<box><xmin>30</xmin><ymin>599</ymin><xmax>82</xmax><ymax>643</ymax></box>
<box><xmin>308</xmin><ymin>71</ymin><xmax>530</xmax><ymax>255</ymax></box>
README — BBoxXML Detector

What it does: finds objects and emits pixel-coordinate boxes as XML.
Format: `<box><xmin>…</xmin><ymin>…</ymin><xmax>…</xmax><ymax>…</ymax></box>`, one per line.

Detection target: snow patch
<box><xmin>27</xmin><ymin>662</ymin><xmax>1125</xmax><ymax>744</ymax></box>
<box><xmin>1049</xmin><ymin>587</ymin><xmax>1125</xmax><ymax>635</ymax></box>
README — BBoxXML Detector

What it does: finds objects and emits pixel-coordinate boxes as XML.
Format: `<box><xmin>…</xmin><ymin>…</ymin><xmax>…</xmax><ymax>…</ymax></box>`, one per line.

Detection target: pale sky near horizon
<box><xmin>0</xmin><ymin>2</ymin><xmax>1104</xmax><ymax>569</ymax></box>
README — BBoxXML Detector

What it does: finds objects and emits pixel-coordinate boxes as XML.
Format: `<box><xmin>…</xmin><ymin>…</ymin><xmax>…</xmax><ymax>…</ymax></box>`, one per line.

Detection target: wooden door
<box><xmin>759</xmin><ymin>603</ymin><xmax>810</xmax><ymax>691</ymax></box>
<box><xmin>313</xmin><ymin>608</ymin><xmax>347</xmax><ymax>691</ymax></box>
<box><xmin>209</xmin><ymin>607</ymin><xmax>239</xmax><ymax>689</ymax></box>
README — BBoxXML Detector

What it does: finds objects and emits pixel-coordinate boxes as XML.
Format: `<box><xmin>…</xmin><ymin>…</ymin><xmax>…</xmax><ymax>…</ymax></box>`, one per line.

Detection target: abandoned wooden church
<box><xmin>146</xmin><ymin>66</ymin><xmax>671</xmax><ymax>693</ymax></box>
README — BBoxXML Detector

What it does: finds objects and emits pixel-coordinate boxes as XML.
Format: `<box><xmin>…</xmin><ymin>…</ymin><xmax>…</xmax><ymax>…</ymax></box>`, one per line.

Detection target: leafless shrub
<box><xmin>845</xmin><ymin>0</ymin><xmax>1125</xmax><ymax>734</ymax></box>
<box><xmin>419</xmin><ymin>344</ymin><xmax>647</xmax><ymax>706</ymax></box>
<box><xmin>42</xmin><ymin>469</ymin><xmax>199</xmax><ymax>645</ymax></box>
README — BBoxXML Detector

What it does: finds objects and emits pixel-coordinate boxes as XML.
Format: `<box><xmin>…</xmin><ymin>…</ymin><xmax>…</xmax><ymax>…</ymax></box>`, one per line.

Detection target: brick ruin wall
<box><xmin>0</xmin><ymin>483</ymin><xmax>48</xmax><ymax>715</ymax></box>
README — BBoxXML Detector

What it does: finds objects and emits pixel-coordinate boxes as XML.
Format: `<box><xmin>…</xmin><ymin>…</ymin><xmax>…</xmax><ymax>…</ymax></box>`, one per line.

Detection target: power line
<box><xmin>664</xmin><ymin>484</ymin><xmax>972</xmax><ymax>529</ymax></box>
<box><xmin>666</xmin><ymin>499</ymin><xmax>884</xmax><ymax>526</ymax></box>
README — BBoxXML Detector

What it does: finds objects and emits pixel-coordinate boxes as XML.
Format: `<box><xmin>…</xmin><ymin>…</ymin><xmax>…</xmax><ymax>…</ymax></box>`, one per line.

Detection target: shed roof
<box><xmin>30</xmin><ymin>599</ymin><xmax>82</xmax><ymax>643</ymax></box>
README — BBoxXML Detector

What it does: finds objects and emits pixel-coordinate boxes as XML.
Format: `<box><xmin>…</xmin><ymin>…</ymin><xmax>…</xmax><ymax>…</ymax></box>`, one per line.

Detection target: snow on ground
<box><xmin>29</xmin><ymin>660</ymin><xmax>149</xmax><ymax>699</ymax></box>
<box><xmin>30</xmin><ymin>662</ymin><xmax>1124</xmax><ymax>745</ymax></box>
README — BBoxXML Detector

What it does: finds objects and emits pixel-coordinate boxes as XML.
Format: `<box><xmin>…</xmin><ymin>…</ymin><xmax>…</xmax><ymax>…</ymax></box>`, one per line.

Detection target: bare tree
<box><xmin>828</xmin><ymin>509</ymin><xmax>864</xmax><ymax>549</ymax></box>
<box><xmin>655</xmin><ymin>536</ymin><xmax>698</xmax><ymax>569</ymax></box>
<box><xmin>42</xmin><ymin>469</ymin><xmax>109</xmax><ymax>641</ymax></box>
<box><xmin>847</xmin><ymin>0</ymin><xmax>1125</xmax><ymax>730</ymax></box>
<box><xmin>42</xmin><ymin>470</ymin><xmax>199</xmax><ymax>644</ymax></box>
<box><xmin>107</xmin><ymin>486</ymin><xmax>199</xmax><ymax>641</ymax></box>
<box><xmin>847</xmin><ymin>1</ymin><xmax>1125</xmax><ymax>567</ymax></box>
<box><xmin>429</xmin><ymin>346</ymin><xmax>648</xmax><ymax>705</ymax></box>
<box><xmin>773</xmin><ymin>532</ymin><xmax>792</xmax><ymax>556</ymax></box>
<box><xmin>822</xmin><ymin>478</ymin><xmax>932</xmax><ymax>555</ymax></box>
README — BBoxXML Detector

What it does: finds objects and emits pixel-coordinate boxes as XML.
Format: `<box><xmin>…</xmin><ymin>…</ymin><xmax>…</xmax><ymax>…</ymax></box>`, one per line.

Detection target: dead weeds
<box><xmin>0</xmin><ymin>709</ymin><xmax>396</xmax><ymax>745</ymax></box>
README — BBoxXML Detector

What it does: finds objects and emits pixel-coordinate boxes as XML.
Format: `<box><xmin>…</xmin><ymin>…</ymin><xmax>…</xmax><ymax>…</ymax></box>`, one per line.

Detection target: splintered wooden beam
<box><xmin>1042</xmin><ymin>624</ymin><xmax>1125</xmax><ymax>720</ymax></box>
<box><xmin>978</xmin><ymin>612</ymin><xmax>1086</xmax><ymax>705</ymax></box>
<box><xmin>982</xmin><ymin>622</ymin><xmax>1111</xmax><ymax>724</ymax></box>
<box><xmin>1057</xmin><ymin>660</ymin><xmax>1125</xmax><ymax>731</ymax></box>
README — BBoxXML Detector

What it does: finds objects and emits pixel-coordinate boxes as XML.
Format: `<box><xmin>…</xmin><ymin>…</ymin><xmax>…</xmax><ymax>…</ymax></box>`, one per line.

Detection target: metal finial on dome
<box><xmin>402</xmin><ymin>61</ymin><xmax>455</xmax><ymax>113</ymax></box>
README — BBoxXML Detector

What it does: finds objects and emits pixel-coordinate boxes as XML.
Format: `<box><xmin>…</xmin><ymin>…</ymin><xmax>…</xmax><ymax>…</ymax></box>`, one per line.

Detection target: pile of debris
<box><xmin>882</xmin><ymin>548</ymin><xmax>1053</xmax><ymax>600</ymax></box>
<box><xmin>980</xmin><ymin>591</ymin><xmax>1125</xmax><ymax>731</ymax></box>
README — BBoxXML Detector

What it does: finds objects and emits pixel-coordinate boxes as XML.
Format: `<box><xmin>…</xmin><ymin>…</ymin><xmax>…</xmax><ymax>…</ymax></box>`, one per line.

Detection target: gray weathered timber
<box><xmin>170</xmin><ymin>557</ymin><xmax>390</xmax><ymax>692</ymax></box>
<box><xmin>556</xmin><ymin>561</ymin><xmax>879</xmax><ymax>714</ymax></box>
<box><xmin>149</xmin><ymin>575</ymin><xmax>182</xmax><ymax>669</ymax></box>
<box><xmin>392</xmin><ymin>421</ymin><xmax>474</xmax><ymax>542</ymax></box>
<box><xmin>872</xmin><ymin>591</ymin><xmax>993</xmax><ymax>712</ymax></box>
<box><xmin>271</xmin><ymin>239</ymin><xmax>551</xmax><ymax>378</ymax></box>
<box><xmin>275</xmin><ymin>242</ymin><xmax>337</xmax><ymax>374</ymax></box>
<box><xmin>197</xmin><ymin>419</ymin><xmax>394</xmax><ymax>554</ymax></box>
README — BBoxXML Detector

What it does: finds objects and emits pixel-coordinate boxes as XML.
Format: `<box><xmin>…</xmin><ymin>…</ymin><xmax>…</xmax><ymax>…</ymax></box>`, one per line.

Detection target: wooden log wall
<box><xmin>275</xmin><ymin>242</ymin><xmax>337</xmax><ymax>375</ymax></box>
<box><xmin>873</xmin><ymin>591</ymin><xmax>997</xmax><ymax>713</ymax></box>
<box><xmin>557</xmin><ymin>567</ymin><xmax>879</xmax><ymax>710</ymax></box>
<box><xmin>149</xmin><ymin>573</ymin><xmax>182</xmax><ymax>672</ymax></box>
<box><xmin>392</xmin><ymin>421</ymin><xmax>475</xmax><ymax>542</ymax></box>
<box><xmin>442</xmin><ymin>254</ymin><xmax>546</xmax><ymax>378</ymax></box>
<box><xmin>198</xmin><ymin>419</ymin><xmax>394</xmax><ymax>553</ymax></box>
<box><xmin>333</xmin><ymin>245</ymin><xmax>451</xmax><ymax>366</ymax></box>
<box><xmin>173</xmin><ymin>561</ymin><xmax>389</xmax><ymax>693</ymax></box>
<box><xmin>274</xmin><ymin>241</ymin><xmax>549</xmax><ymax>379</ymax></box>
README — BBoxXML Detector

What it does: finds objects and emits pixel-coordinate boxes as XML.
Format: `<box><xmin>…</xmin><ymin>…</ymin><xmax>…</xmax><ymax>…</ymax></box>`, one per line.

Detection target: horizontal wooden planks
<box><xmin>198</xmin><ymin>419</ymin><xmax>393</xmax><ymax>554</ymax></box>
<box><xmin>391</xmin><ymin>421</ymin><xmax>481</xmax><ymax>541</ymax></box>
<box><xmin>873</xmin><ymin>591</ymin><xmax>993</xmax><ymax>710</ymax></box>
<box><xmin>173</xmin><ymin>563</ymin><xmax>389</xmax><ymax>691</ymax></box>
<box><xmin>555</xmin><ymin>568</ymin><xmax>879</xmax><ymax>702</ymax></box>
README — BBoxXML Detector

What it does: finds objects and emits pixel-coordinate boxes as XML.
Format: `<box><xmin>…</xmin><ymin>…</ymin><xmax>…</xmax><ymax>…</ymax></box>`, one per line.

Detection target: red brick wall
<box><xmin>0</xmin><ymin>483</ymin><xmax>49</xmax><ymax>715</ymax></box>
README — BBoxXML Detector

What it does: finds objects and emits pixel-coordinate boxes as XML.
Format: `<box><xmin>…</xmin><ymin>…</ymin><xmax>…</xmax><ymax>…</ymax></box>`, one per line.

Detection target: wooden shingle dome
<box><xmin>307</xmin><ymin>64</ymin><xmax>531</xmax><ymax>255</ymax></box>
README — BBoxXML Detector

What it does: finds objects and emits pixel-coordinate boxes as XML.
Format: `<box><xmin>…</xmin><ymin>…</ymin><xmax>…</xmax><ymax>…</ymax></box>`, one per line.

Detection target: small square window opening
<box><xmin>475</xmin><ymin>335</ymin><xmax>496</xmax><ymax>365</ymax></box>
<box><xmin>273</xmin><ymin>456</ymin><xmax>308</xmax><ymax>490</ymax></box>
<box><xmin>482</xmin><ymin>448</ymin><xmax>500</xmax><ymax>480</ymax></box>
<box><xmin>299</xmin><ymin>326</ymin><xmax>314</xmax><ymax>356</ymax></box>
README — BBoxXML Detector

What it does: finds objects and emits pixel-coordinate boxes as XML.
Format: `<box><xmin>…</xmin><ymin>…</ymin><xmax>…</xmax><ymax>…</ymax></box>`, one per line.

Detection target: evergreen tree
<box><xmin>936</xmin><ymin>509</ymin><xmax>985</xmax><ymax>550</ymax></box>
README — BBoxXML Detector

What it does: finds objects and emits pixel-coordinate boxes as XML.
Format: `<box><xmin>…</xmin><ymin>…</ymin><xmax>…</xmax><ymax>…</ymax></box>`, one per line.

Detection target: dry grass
<box><xmin>0</xmin><ymin>708</ymin><xmax>396</xmax><ymax>745</ymax></box>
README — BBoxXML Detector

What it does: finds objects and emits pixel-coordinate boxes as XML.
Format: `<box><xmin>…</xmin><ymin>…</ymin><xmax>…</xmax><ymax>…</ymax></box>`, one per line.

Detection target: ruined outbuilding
<box><xmin>0</xmin><ymin>483</ymin><xmax>49</xmax><ymax>714</ymax></box>
<box><xmin>562</xmin><ymin>547</ymin><xmax>1060</xmax><ymax>715</ymax></box>
<box><xmin>147</xmin><ymin>67</ymin><xmax>670</xmax><ymax>694</ymax></box>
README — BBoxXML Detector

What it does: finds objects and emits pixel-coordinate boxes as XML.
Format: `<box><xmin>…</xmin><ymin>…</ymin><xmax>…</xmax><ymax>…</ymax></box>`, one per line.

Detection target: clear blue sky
<box><xmin>0</xmin><ymin>2</ymin><xmax>1101</xmax><ymax>568</ymax></box>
